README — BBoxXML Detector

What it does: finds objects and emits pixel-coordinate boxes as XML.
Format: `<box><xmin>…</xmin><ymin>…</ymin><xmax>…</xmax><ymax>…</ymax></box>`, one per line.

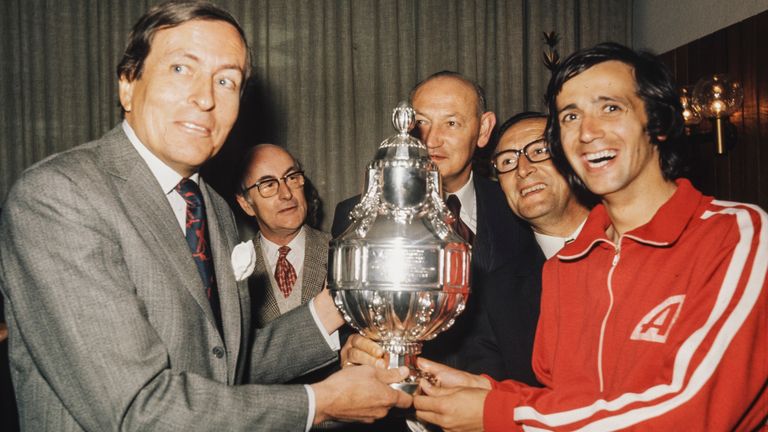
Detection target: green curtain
<box><xmin>0</xmin><ymin>0</ymin><xmax>631</xmax><ymax>230</ymax></box>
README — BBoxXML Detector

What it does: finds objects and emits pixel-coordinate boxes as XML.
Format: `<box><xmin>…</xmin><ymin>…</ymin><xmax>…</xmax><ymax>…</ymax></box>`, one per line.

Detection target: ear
<box><xmin>476</xmin><ymin>111</ymin><xmax>497</xmax><ymax>149</ymax></box>
<box><xmin>235</xmin><ymin>193</ymin><xmax>257</xmax><ymax>217</ymax></box>
<box><xmin>118</xmin><ymin>76</ymin><xmax>135</xmax><ymax>113</ymax></box>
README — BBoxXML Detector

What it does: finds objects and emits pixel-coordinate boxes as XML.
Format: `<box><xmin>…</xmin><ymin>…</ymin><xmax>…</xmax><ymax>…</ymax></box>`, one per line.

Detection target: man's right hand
<box><xmin>311</xmin><ymin>365</ymin><xmax>413</xmax><ymax>424</ymax></box>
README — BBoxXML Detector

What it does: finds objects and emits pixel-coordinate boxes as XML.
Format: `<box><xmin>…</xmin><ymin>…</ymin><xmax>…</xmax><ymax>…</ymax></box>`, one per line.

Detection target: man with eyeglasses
<box><xmin>235</xmin><ymin>144</ymin><xmax>339</xmax><ymax>388</ymax></box>
<box><xmin>235</xmin><ymin>144</ymin><xmax>331</xmax><ymax>330</ymax></box>
<box><xmin>493</xmin><ymin>112</ymin><xmax>591</xmax><ymax>259</ymax></box>
<box><xmin>458</xmin><ymin>112</ymin><xmax>590</xmax><ymax>384</ymax></box>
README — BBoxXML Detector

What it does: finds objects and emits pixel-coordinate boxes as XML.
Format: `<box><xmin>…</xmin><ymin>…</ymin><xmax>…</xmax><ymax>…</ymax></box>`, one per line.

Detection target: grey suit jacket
<box><xmin>0</xmin><ymin>126</ymin><xmax>337</xmax><ymax>431</ymax></box>
<box><xmin>250</xmin><ymin>227</ymin><xmax>331</xmax><ymax>328</ymax></box>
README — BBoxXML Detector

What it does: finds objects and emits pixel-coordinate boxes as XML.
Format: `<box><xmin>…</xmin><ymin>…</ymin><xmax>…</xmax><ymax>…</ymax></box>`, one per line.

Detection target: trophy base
<box><xmin>389</xmin><ymin>373</ymin><xmax>430</xmax><ymax>394</ymax></box>
<box><xmin>382</xmin><ymin>348</ymin><xmax>436</xmax><ymax>394</ymax></box>
<box><xmin>391</xmin><ymin>381</ymin><xmax>419</xmax><ymax>394</ymax></box>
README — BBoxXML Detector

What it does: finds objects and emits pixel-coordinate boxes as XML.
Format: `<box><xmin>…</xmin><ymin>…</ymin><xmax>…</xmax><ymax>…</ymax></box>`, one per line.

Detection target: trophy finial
<box><xmin>392</xmin><ymin>101</ymin><xmax>415</xmax><ymax>135</ymax></box>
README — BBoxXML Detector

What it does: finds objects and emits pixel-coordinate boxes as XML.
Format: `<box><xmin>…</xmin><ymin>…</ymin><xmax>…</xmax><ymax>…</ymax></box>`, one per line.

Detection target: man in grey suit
<box><xmin>234</xmin><ymin>144</ymin><xmax>331</xmax><ymax>329</ymax></box>
<box><xmin>0</xmin><ymin>2</ymin><xmax>409</xmax><ymax>430</ymax></box>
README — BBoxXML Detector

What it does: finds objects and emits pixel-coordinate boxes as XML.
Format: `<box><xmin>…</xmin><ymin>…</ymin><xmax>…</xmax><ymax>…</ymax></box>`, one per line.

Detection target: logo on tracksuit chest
<box><xmin>630</xmin><ymin>295</ymin><xmax>686</xmax><ymax>343</ymax></box>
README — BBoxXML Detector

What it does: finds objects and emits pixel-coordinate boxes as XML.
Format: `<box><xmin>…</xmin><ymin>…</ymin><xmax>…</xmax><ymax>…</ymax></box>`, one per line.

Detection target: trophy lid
<box><xmin>373</xmin><ymin>101</ymin><xmax>431</xmax><ymax>164</ymax></box>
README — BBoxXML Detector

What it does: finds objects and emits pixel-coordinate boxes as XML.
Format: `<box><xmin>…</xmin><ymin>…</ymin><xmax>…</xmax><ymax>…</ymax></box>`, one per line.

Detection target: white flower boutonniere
<box><xmin>231</xmin><ymin>240</ymin><xmax>256</xmax><ymax>282</ymax></box>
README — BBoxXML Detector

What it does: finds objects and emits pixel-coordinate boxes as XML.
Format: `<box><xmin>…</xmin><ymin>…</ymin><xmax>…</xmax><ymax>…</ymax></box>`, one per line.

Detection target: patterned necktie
<box><xmin>446</xmin><ymin>194</ymin><xmax>475</xmax><ymax>245</ymax></box>
<box><xmin>275</xmin><ymin>246</ymin><xmax>297</xmax><ymax>298</ymax></box>
<box><xmin>176</xmin><ymin>178</ymin><xmax>222</xmax><ymax>329</ymax></box>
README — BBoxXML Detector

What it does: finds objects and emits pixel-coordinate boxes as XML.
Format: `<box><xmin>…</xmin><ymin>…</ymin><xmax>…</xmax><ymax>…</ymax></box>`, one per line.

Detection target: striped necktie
<box><xmin>446</xmin><ymin>194</ymin><xmax>475</xmax><ymax>245</ymax></box>
<box><xmin>176</xmin><ymin>178</ymin><xmax>222</xmax><ymax>329</ymax></box>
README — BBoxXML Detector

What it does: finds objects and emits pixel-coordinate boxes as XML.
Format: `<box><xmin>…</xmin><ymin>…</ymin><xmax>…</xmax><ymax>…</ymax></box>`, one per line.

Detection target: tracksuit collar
<box><xmin>558</xmin><ymin>178</ymin><xmax>704</xmax><ymax>260</ymax></box>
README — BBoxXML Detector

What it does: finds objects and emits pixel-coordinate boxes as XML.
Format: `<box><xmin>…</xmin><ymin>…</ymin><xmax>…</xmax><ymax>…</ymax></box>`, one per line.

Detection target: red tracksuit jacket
<box><xmin>484</xmin><ymin>179</ymin><xmax>767</xmax><ymax>431</ymax></box>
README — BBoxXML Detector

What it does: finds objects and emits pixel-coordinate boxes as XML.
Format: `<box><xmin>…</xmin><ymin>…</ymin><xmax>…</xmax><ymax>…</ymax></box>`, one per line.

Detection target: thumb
<box><xmin>376</xmin><ymin>366</ymin><xmax>410</xmax><ymax>384</ymax></box>
<box><xmin>417</xmin><ymin>357</ymin><xmax>443</xmax><ymax>373</ymax></box>
<box><xmin>394</xmin><ymin>387</ymin><xmax>414</xmax><ymax>409</ymax></box>
<box><xmin>420</xmin><ymin>379</ymin><xmax>438</xmax><ymax>396</ymax></box>
<box><xmin>420</xmin><ymin>380</ymin><xmax>454</xmax><ymax>397</ymax></box>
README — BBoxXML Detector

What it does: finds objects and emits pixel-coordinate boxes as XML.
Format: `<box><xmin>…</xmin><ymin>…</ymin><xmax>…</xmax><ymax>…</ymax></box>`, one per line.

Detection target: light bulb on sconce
<box><xmin>692</xmin><ymin>74</ymin><xmax>743</xmax><ymax>154</ymax></box>
<box><xmin>679</xmin><ymin>86</ymin><xmax>701</xmax><ymax>135</ymax></box>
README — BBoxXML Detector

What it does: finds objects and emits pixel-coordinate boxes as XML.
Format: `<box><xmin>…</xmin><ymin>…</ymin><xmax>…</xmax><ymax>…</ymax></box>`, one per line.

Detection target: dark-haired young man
<box><xmin>0</xmin><ymin>2</ymin><xmax>410</xmax><ymax>430</ymax></box>
<box><xmin>412</xmin><ymin>43</ymin><xmax>767</xmax><ymax>431</ymax></box>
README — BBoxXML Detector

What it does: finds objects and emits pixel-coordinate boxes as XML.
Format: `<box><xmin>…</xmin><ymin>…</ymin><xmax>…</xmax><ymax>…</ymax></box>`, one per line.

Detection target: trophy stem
<box><xmin>381</xmin><ymin>342</ymin><xmax>435</xmax><ymax>394</ymax></box>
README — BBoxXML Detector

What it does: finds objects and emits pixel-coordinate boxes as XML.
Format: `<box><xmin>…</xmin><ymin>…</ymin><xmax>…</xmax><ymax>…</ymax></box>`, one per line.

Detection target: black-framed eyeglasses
<box><xmin>243</xmin><ymin>171</ymin><xmax>305</xmax><ymax>198</ymax></box>
<box><xmin>492</xmin><ymin>139</ymin><xmax>551</xmax><ymax>174</ymax></box>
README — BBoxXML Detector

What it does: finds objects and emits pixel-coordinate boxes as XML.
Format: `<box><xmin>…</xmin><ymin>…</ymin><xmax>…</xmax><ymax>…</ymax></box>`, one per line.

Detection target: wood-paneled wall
<box><xmin>659</xmin><ymin>10</ymin><xmax>767</xmax><ymax>209</ymax></box>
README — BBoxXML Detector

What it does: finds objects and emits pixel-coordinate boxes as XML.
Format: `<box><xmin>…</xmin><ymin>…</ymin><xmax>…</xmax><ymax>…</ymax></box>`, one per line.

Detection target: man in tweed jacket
<box><xmin>235</xmin><ymin>144</ymin><xmax>331</xmax><ymax>330</ymax></box>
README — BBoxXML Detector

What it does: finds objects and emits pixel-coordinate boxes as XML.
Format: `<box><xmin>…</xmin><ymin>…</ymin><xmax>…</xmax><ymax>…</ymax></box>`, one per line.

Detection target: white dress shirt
<box><xmin>123</xmin><ymin>120</ymin><xmax>192</xmax><ymax>232</ymax></box>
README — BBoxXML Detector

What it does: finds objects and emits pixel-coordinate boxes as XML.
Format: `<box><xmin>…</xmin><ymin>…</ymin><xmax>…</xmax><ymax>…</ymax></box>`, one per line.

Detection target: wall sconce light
<box><xmin>679</xmin><ymin>86</ymin><xmax>701</xmax><ymax>135</ymax></box>
<box><xmin>691</xmin><ymin>74</ymin><xmax>743</xmax><ymax>154</ymax></box>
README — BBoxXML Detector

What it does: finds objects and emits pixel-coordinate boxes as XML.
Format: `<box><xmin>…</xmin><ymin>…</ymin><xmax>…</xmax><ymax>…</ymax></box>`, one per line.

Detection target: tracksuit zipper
<box><xmin>598</xmin><ymin>243</ymin><xmax>621</xmax><ymax>393</ymax></box>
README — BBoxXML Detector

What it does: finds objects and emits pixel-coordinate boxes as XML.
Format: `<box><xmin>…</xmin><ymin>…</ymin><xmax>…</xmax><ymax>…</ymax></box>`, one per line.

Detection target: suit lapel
<box><xmin>472</xmin><ymin>177</ymin><xmax>492</xmax><ymax>271</ymax></box>
<box><xmin>301</xmin><ymin>228</ymin><xmax>330</xmax><ymax>303</ymax></box>
<box><xmin>253</xmin><ymin>239</ymin><xmax>281</xmax><ymax>326</ymax></box>
<box><xmin>200</xmin><ymin>179</ymin><xmax>242</xmax><ymax>383</ymax></box>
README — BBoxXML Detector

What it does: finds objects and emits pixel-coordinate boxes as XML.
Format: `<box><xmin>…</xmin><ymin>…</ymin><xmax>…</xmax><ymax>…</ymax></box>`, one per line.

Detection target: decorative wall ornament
<box><xmin>542</xmin><ymin>31</ymin><xmax>561</xmax><ymax>71</ymax></box>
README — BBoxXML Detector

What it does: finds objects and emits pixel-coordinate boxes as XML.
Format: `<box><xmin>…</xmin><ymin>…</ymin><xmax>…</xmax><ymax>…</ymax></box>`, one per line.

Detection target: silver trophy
<box><xmin>328</xmin><ymin>101</ymin><xmax>471</xmax><ymax>394</ymax></box>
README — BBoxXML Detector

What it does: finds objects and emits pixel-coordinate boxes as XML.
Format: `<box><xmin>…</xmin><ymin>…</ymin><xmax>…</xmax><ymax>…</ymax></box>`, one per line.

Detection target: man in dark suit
<box><xmin>460</xmin><ymin>112</ymin><xmax>590</xmax><ymax>384</ymax></box>
<box><xmin>332</xmin><ymin>72</ymin><xmax>537</xmax><ymax>370</ymax></box>
<box><xmin>0</xmin><ymin>2</ymin><xmax>408</xmax><ymax>430</ymax></box>
<box><xmin>235</xmin><ymin>144</ymin><xmax>331</xmax><ymax>329</ymax></box>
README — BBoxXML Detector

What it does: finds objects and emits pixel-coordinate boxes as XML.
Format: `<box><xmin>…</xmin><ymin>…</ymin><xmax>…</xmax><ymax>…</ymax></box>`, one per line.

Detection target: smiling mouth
<box><xmin>585</xmin><ymin>150</ymin><xmax>617</xmax><ymax>168</ymax></box>
<box><xmin>520</xmin><ymin>183</ymin><xmax>546</xmax><ymax>197</ymax></box>
<box><xmin>179</xmin><ymin>121</ymin><xmax>211</xmax><ymax>136</ymax></box>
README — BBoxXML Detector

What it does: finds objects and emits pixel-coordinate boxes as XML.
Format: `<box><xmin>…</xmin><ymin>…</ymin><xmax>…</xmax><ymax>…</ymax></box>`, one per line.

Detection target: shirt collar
<box><xmin>450</xmin><ymin>172</ymin><xmax>475</xmax><ymax>207</ymax></box>
<box><xmin>448</xmin><ymin>172</ymin><xmax>477</xmax><ymax>223</ymax></box>
<box><xmin>259</xmin><ymin>226</ymin><xmax>307</xmax><ymax>260</ymax></box>
<box><xmin>558</xmin><ymin>178</ymin><xmax>702</xmax><ymax>260</ymax></box>
<box><xmin>122</xmin><ymin>120</ymin><xmax>198</xmax><ymax>193</ymax></box>
<box><xmin>534</xmin><ymin>217</ymin><xmax>587</xmax><ymax>260</ymax></box>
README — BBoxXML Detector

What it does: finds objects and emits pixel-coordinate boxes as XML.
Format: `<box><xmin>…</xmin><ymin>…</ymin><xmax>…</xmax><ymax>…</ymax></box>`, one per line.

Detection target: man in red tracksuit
<box><xmin>411</xmin><ymin>42</ymin><xmax>768</xmax><ymax>431</ymax></box>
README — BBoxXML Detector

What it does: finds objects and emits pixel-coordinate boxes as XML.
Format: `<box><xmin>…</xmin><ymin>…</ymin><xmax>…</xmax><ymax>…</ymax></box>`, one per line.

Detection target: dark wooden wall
<box><xmin>659</xmin><ymin>10</ymin><xmax>767</xmax><ymax>209</ymax></box>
